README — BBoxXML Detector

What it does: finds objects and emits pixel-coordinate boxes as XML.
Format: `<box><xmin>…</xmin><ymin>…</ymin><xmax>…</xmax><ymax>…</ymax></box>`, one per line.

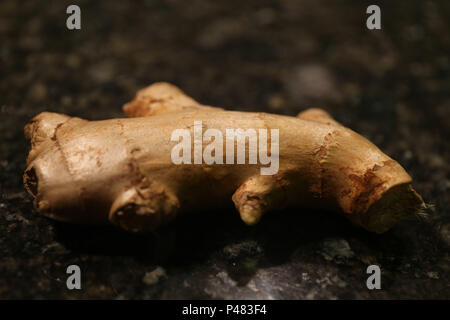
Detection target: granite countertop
<box><xmin>0</xmin><ymin>0</ymin><xmax>448</xmax><ymax>299</ymax></box>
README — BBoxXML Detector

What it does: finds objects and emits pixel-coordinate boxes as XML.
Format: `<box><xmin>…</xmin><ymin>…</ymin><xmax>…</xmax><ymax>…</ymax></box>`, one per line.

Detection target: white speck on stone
<box><xmin>426</xmin><ymin>271</ymin><xmax>439</xmax><ymax>279</ymax></box>
<box><xmin>247</xmin><ymin>280</ymin><xmax>259</xmax><ymax>292</ymax></box>
<box><xmin>302</xmin><ymin>272</ymin><xmax>310</xmax><ymax>281</ymax></box>
<box><xmin>216</xmin><ymin>271</ymin><xmax>237</xmax><ymax>287</ymax></box>
<box><xmin>42</xmin><ymin>242</ymin><xmax>68</xmax><ymax>254</ymax></box>
<box><xmin>285</xmin><ymin>64</ymin><xmax>342</xmax><ymax>106</ymax></box>
<box><xmin>320</xmin><ymin>238</ymin><xmax>355</xmax><ymax>261</ymax></box>
<box><xmin>331</xmin><ymin>275</ymin><xmax>348</xmax><ymax>288</ymax></box>
<box><xmin>306</xmin><ymin>289</ymin><xmax>318</xmax><ymax>300</ymax></box>
<box><xmin>143</xmin><ymin>266</ymin><xmax>167</xmax><ymax>286</ymax></box>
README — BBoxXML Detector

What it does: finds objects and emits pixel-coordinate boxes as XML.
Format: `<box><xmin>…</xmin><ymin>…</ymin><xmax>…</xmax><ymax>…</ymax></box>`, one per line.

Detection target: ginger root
<box><xmin>23</xmin><ymin>82</ymin><xmax>425</xmax><ymax>233</ymax></box>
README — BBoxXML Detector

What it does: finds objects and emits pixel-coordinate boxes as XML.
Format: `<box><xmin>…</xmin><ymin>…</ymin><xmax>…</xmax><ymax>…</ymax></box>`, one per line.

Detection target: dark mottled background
<box><xmin>0</xmin><ymin>0</ymin><xmax>448</xmax><ymax>299</ymax></box>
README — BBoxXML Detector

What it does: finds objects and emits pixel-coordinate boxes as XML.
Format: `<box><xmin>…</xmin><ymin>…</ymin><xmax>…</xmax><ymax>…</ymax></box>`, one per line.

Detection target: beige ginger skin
<box><xmin>23</xmin><ymin>82</ymin><xmax>425</xmax><ymax>233</ymax></box>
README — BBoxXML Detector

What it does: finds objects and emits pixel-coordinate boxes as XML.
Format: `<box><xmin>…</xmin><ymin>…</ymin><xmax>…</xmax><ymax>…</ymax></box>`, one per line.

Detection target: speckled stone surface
<box><xmin>0</xmin><ymin>0</ymin><xmax>448</xmax><ymax>299</ymax></box>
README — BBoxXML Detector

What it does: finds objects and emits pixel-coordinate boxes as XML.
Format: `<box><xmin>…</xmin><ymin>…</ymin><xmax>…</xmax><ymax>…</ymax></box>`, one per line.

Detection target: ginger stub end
<box><xmin>352</xmin><ymin>183</ymin><xmax>425</xmax><ymax>233</ymax></box>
